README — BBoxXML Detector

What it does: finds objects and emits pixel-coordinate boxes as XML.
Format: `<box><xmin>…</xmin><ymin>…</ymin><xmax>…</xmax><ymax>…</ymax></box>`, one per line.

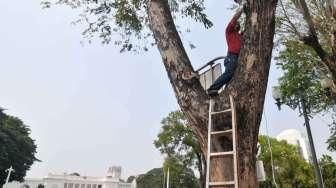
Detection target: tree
<box><xmin>136</xmin><ymin>162</ymin><xmax>199</xmax><ymax>188</ymax></box>
<box><xmin>154</xmin><ymin>111</ymin><xmax>204</xmax><ymax>187</ymax></box>
<box><xmin>275</xmin><ymin>39</ymin><xmax>336</xmax><ymax>148</ymax></box>
<box><xmin>319</xmin><ymin>154</ymin><xmax>336</xmax><ymax>187</ymax></box>
<box><xmin>46</xmin><ymin>0</ymin><xmax>279</xmax><ymax>185</ymax></box>
<box><xmin>69</xmin><ymin>172</ymin><xmax>81</xmax><ymax>176</ymax></box>
<box><xmin>136</xmin><ymin>168</ymin><xmax>163</xmax><ymax>188</ymax></box>
<box><xmin>162</xmin><ymin>157</ymin><xmax>200</xmax><ymax>188</ymax></box>
<box><xmin>0</xmin><ymin>110</ymin><xmax>39</xmax><ymax>185</ymax></box>
<box><xmin>277</xmin><ymin>0</ymin><xmax>336</xmax><ymax>83</ymax></box>
<box><xmin>275</xmin><ymin>0</ymin><xmax>336</xmax><ymax>151</ymax></box>
<box><xmin>258</xmin><ymin>135</ymin><xmax>315</xmax><ymax>188</ymax></box>
<box><xmin>126</xmin><ymin>176</ymin><xmax>136</xmax><ymax>183</ymax></box>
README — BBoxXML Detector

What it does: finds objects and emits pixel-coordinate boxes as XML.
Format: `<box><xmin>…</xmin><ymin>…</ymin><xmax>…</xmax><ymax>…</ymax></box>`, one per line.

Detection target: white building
<box><xmin>4</xmin><ymin>167</ymin><xmax>136</xmax><ymax>188</ymax></box>
<box><xmin>276</xmin><ymin>129</ymin><xmax>311</xmax><ymax>162</ymax></box>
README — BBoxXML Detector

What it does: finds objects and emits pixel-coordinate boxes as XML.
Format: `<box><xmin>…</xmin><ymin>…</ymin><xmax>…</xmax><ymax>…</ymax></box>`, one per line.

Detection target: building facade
<box><xmin>4</xmin><ymin>167</ymin><xmax>136</xmax><ymax>188</ymax></box>
<box><xmin>276</xmin><ymin>129</ymin><xmax>311</xmax><ymax>162</ymax></box>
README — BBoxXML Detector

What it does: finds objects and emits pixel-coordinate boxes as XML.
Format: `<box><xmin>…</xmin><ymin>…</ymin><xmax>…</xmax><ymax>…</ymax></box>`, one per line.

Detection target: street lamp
<box><xmin>272</xmin><ymin>86</ymin><xmax>282</xmax><ymax>110</ymax></box>
<box><xmin>271</xmin><ymin>85</ymin><xmax>324</xmax><ymax>188</ymax></box>
<box><xmin>320</xmin><ymin>77</ymin><xmax>333</xmax><ymax>89</ymax></box>
<box><xmin>321</xmin><ymin>77</ymin><xmax>335</xmax><ymax>98</ymax></box>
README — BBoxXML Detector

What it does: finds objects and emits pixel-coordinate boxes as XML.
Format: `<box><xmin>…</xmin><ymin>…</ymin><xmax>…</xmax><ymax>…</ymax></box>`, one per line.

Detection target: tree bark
<box><xmin>146</xmin><ymin>0</ymin><xmax>210</xmax><ymax>157</ymax></box>
<box><xmin>222</xmin><ymin>1</ymin><xmax>278</xmax><ymax>186</ymax></box>
<box><xmin>147</xmin><ymin>0</ymin><xmax>278</xmax><ymax>187</ymax></box>
<box><xmin>196</xmin><ymin>153</ymin><xmax>206</xmax><ymax>188</ymax></box>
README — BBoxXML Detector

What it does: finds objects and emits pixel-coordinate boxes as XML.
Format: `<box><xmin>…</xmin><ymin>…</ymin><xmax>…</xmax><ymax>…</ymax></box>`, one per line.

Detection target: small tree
<box><xmin>126</xmin><ymin>176</ymin><xmax>136</xmax><ymax>183</ymax></box>
<box><xmin>154</xmin><ymin>111</ymin><xmax>204</xmax><ymax>187</ymax></box>
<box><xmin>136</xmin><ymin>163</ymin><xmax>199</xmax><ymax>188</ymax></box>
<box><xmin>0</xmin><ymin>111</ymin><xmax>39</xmax><ymax>185</ymax></box>
<box><xmin>258</xmin><ymin>135</ymin><xmax>314</xmax><ymax>187</ymax></box>
<box><xmin>319</xmin><ymin>154</ymin><xmax>336</xmax><ymax>187</ymax></box>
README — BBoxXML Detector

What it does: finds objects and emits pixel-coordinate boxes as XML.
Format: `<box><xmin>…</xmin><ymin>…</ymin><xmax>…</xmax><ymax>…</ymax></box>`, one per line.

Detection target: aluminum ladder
<box><xmin>205</xmin><ymin>96</ymin><xmax>238</xmax><ymax>188</ymax></box>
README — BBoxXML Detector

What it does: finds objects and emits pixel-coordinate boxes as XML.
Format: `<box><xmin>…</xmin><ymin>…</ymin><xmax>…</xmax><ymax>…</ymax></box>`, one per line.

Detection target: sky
<box><xmin>0</xmin><ymin>0</ymin><xmax>335</xmax><ymax>180</ymax></box>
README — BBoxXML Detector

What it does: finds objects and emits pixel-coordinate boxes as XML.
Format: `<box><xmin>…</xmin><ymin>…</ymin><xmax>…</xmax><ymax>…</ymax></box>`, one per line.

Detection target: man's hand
<box><xmin>237</xmin><ymin>0</ymin><xmax>247</xmax><ymax>12</ymax></box>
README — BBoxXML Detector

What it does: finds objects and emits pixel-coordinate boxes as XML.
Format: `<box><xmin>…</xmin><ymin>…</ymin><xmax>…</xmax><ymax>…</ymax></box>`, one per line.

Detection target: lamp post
<box><xmin>272</xmin><ymin>86</ymin><xmax>324</xmax><ymax>188</ymax></box>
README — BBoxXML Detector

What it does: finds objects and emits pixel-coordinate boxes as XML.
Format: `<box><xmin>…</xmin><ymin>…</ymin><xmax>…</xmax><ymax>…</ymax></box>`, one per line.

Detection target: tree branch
<box><xmin>146</xmin><ymin>0</ymin><xmax>209</xmax><ymax>146</ymax></box>
<box><xmin>279</xmin><ymin>0</ymin><xmax>303</xmax><ymax>38</ymax></box>
<box><xmin>298</xmin><ymin>0</ymin><xmax>328</xmax><ymax>61</ymax></box>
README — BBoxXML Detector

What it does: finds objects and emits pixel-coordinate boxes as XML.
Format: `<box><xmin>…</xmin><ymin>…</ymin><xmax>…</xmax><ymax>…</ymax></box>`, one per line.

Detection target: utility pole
<box><xmin>300</xmin><ymin>96</ymin><xmax>324</xmax><ymax>188</ymax></box>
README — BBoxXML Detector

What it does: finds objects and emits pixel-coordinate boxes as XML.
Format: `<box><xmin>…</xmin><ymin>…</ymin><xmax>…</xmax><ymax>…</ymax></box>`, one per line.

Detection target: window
<box><xmin>97</xmin><ymin>185</ymin><xmax>102</xmax><ymax>188</ymax></box>
<box><xmin>68</xmin><ymin>183</ymin><xmax>74</xmax><ymax>188</ymax></box>
<box><xmin>64</xmin><ymin>183</ymin><xmax>67</xmax><ymax>188</ymax></box>
<box><xmin>92</xmin><ymin>184</ymin><xmax>97</xmax><ymax>188</ymax></box>
<box><xmin>86</xmin><ymin>184</ymin><xmax>91</xmax><ymax>188</ymax></box>
<box><xmin>81</xmin><ymin>184</ymin><xmax>85</xmax><ymax>188</ymax></box>
<box><xmin>75</xmin><ymin>184</ymin><xmax>79</xmax><ymax>188</ymax></box>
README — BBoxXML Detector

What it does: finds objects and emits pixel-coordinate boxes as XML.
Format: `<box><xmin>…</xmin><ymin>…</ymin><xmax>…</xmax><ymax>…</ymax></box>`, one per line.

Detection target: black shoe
<box><xmin>207</xmin><ymin>89</ymin><xmax>218</xmax><ymax>97</ymax></box>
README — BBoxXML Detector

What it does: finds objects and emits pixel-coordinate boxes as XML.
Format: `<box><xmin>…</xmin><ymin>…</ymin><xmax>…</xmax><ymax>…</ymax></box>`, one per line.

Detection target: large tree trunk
<box><xmin>147</xmin><ymin>0</ymin><xmax>278</xmax><ymax>187</ymax></box>
<box><xmin>224</xmin><ymin>1</ymin><xmax>278</xmax><ymax>186</ymax></box>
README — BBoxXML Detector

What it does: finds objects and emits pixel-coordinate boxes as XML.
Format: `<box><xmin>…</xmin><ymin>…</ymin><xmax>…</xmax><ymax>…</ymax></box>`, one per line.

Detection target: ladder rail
<box><xmin>205</xmin><ymin>99</ymin><xmax>214</xmax><ymax>188</ymax></box>
<box><xmin>230</xmin><ymin>95</ymin><xmax>239</xmax><ymax>188</ymax></box>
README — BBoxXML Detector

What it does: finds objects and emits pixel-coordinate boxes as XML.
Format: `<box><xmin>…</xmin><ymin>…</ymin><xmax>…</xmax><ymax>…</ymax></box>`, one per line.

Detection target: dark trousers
<box><xmin>208</xmin><ymin>53</ymin><xmax>238</xmax><ymax>91</ymax></box>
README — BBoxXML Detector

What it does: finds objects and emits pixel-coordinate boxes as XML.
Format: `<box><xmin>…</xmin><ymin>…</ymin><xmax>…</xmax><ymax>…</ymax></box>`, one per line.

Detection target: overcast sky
<box><xmin>0</xmin><ymin>0</ymin><xmax>335</xmax><ymax>180</ymax></box>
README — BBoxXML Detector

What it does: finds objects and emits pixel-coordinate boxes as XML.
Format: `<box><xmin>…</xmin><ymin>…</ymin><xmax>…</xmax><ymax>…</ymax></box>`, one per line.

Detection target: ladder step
<box><xmin>210</xmin><ymin>151</ymin><xmax>234</xmax><ymax>157</ymax></box>
<box><xmin>211</xmin><ymin>129</ymin><xmax>232</xmax><ymax>135</ymax></box>
<box><xmin>211</xmin><ymin>109</ymin><xmax>231</xmax><ymax>115</ymax></box>
<box><xmin>209</xmin><ymin>181</ymin><xmax>235</xmax><ymax>186</ymax></box>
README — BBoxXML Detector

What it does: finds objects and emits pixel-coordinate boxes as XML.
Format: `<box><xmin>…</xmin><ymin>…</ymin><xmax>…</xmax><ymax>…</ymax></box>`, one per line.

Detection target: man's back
<box><xmin>226</xmin><ymin>18</ymin><xmax>242</xmax><ymax>54</ymax></box>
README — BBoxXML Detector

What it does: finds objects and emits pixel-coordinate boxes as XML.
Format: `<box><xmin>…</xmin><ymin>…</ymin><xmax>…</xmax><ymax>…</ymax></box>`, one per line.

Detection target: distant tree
<box><xmin>136</xmin><ymin>159</ymin><xmax>199</xmax><ymax>188</ymax></box>
<box><xmin>319</xmin><ymin>155</ymin><xmax>336</xmax><ymax>187</ymax></box>
<box><xmin>126</xmin><ymin>176</ymin><xmax>136</xmax><ymax>183</ymax></box>
<box><xmin>154</xmin><ymin>111</ymin><xmax>204</xmax><ymax>187</ymax></box>
<box><xmin>0</xmin><ymin>110</ymin><xmax>39</xmax><ymax>185</ymax></box>
<box><xmin>258</xmin><ymin>135</ymin><xmax>314</xmax><ymax>188</ymax></box>
<box><xmin>136</xmin><ymin>168</ymin><xmax>163</xmax><ymax>188</ymax></box>
<box><xmin>162</xmin><ymin>157</ymin><xmax>200</xmax><ymax>188</ymax></box>
<box><xmin>69</xmin><ymin>172</ymin><xmax>80</xmax><ymax>176</ymax></box>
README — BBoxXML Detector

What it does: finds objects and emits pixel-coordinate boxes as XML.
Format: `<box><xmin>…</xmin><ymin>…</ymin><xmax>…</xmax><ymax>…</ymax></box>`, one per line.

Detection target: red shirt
<box><xmin>226</xmin><ymin>18</ymin><xmax>242</xmax><ymax>54</ymax></box>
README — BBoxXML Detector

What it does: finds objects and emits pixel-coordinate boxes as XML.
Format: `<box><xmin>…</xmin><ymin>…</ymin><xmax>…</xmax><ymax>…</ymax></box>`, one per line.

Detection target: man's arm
<box><xmin>232</xmin><ymin>8</ymin><xmax>244</xmax><ymax>22</ymax></box>
<box><xmin>226</xmin><ymin>8</ymin><xmax>243</xmax><ymax>33</ymax></box>
<box><xmin>226</xmin><ymin>0</ymin><xmax>246</xmax><ymax>33</ymax></box>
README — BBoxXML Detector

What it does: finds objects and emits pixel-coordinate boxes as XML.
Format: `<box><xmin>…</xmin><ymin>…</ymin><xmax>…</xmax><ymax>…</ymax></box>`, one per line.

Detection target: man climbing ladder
<box><xmin>207</xmin><ymin>2</ymin><xmax>245</xmax><ymax>97</ymax></box>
